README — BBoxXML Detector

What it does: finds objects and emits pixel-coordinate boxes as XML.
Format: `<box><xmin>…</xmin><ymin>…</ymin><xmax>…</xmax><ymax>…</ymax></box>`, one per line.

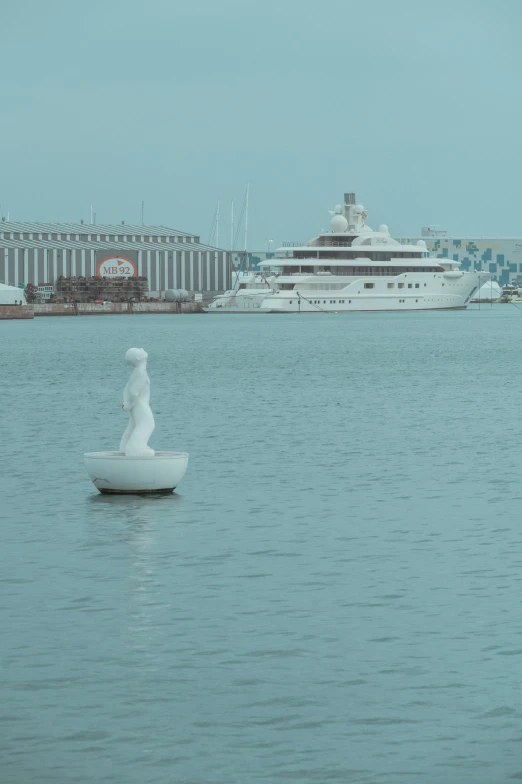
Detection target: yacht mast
<box><xmin>244</xmin><ymin>182</ymin><xmax>249</xmax><ymax>252</ymax></box>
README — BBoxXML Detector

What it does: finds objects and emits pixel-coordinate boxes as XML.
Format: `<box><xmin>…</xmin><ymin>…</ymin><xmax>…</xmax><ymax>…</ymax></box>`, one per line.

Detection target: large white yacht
<box><xmin>205</xmin><ymin>193</ymin><xmax>486</xmax><ymax>313</ymax></box>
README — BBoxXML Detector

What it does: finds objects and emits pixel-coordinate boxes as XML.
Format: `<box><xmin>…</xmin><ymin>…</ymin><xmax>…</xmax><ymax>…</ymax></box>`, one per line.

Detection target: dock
<box><xmin>0</xmin><ymin>305</ymin><xmax>35</xmax><ymax>320</ymax></box>
<box><xmin>33</xmin><ymin>302</ymin><xmax>203</xmax><ymax>316</ymax></box>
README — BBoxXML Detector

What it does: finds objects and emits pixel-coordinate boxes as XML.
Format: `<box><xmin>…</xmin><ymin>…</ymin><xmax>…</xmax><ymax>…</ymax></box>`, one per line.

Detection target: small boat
<box><xmin>496</xmin><ymin>284</ymin><xmax>522</xmax><ymax>303</ymax></box>
<box><xmin>203</xmin><ymin>272</ymin><xmax>276</xmax><ymax>312</ymax></box>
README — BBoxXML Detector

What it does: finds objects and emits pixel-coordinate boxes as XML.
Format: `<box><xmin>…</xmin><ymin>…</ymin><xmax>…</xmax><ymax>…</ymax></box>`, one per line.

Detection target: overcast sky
<box><xmin>1</xmin><ymin>0</ymin><xmax>520</xmax><ymax>248</ymax></box>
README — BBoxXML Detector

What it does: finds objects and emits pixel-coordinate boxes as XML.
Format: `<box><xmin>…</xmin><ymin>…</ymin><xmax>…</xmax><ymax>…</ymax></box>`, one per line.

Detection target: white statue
<box><xmin>120</xmin><ymin>348</ymin><xmax>155</xmax><ymax>457</ymax></box>
<box><xmin>85</xmin><ymin>346</ymin><xmax>188</xmax><ymax>493</ymax></box>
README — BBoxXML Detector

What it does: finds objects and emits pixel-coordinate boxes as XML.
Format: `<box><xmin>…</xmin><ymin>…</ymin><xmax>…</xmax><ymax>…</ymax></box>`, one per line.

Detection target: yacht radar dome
<box><xmin>417</xmin><ymin>240</ymin><xmax>427</xmax><ymax>248</ymax></box>
<box><xmin>330</xmin><ymin>212</ymin><xmax>349</xmax><ymax>233</ymax></box>
<box><xmin>378</xmin><ymin>224</ymin><xmax>389</xmax><ymax>234</ymax></box>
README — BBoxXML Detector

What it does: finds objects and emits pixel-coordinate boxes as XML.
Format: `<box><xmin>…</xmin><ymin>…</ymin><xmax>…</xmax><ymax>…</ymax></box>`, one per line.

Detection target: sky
<box><xmin>1</xmin><ymin>0</ymin><xmax>521</xmax><ymax>248</ymax></box>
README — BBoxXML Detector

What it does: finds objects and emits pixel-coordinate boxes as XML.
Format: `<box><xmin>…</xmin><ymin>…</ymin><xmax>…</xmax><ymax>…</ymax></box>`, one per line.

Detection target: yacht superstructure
<box><xmin>205</xmin><ymin>193</ymin><xmax>486</xmax><ymax>313</ymax></box>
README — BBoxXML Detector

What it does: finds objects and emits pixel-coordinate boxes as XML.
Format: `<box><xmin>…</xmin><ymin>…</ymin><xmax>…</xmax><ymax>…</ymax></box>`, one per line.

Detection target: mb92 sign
<box><xmin>96</xmin><ymin>256</ymin><xmax>137</xmax><ymax>278</ymax></box>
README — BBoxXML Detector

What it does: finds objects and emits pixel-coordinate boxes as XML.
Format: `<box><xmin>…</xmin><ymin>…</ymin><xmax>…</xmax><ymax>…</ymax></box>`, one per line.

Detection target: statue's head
<box><xmin>125</xmin><ymin>347</ymin><xmax>148</xmax><ymax>366</ymax></box>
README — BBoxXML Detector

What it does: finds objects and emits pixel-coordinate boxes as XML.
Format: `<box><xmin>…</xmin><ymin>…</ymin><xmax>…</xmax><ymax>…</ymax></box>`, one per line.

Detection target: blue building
<box><xmin>397</xmin><ymin>230</ymin><xmax>522</xmax><ymax>287</ymax></box>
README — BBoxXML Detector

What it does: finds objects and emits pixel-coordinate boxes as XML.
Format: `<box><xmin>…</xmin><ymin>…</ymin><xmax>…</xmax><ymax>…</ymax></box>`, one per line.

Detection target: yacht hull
<box><xmin>264</xmin><ymin>305</ymin><xmax>468</xmax><ymax>313</ymax></box>
<box><xmin>259</xmin><ymin>272</ymin><xmax>483</xmax><ymax>313</ymax></box>
<box><xmin>202</xmin><ymin>307</ymin><xmax>270</xmax><ymax>314</ymax></box>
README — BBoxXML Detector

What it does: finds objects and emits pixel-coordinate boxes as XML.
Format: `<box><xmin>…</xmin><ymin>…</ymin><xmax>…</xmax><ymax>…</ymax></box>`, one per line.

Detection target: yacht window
<box><xmin>398</xmin><ymin>283</ymin><xmax>405</xmax><ymax>289</ymax></box>
<box><xmin>415</xmin><ymin>283</ymin><xmax>420</xmax><ymax>288</ymax></box>
<box><xmin>387</xmin><ymin>283</ymin><xmax>394</xmax><ymax>289</ymax></box>
<box><xmin>364</xmin><ymin>282</ymin><xmax>375</xmax><ymax>289</ymax></box>
<box><xmin>408</xmin><ymin>284</ymin><xmax>412</xmax><ymax>288</ymax></box>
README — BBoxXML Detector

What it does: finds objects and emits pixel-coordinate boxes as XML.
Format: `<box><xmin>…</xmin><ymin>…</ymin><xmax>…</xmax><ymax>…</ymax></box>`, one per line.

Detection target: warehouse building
<box><xmin>0</xmin><ymin>221</ymin><xmax>231</xmax><ymax>293</ymax></box>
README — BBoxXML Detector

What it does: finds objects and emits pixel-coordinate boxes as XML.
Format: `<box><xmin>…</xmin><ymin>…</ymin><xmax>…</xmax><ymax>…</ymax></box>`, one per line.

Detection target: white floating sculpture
<box><xmin>120</xmin><ymin>347</ymin><xmax>155</xmax><ymax>457</ymax></box>
<box><xmin>84</xmin><ymin>348</ymin><xmax>189</xmax><ymax>494</ymax></box>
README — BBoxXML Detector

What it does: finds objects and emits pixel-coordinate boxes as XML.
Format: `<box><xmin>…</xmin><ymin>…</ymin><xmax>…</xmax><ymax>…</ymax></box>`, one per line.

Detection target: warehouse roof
<box><xmin>0</xmin><ymin>220</ymin><xmax>197</xmax><ymax>238</ymax></box>
<box><xmin>0</xmin><ymin>237</ymin><xmax>224</xmax><ymax>253</ymax></box>
<box><xmin>0</xmin><ymin>237</ymin><xmax>222</xmax><ymax>252</ymax></box>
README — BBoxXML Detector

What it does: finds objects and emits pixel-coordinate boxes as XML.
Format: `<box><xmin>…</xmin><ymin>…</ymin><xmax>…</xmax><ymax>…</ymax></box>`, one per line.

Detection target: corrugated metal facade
<box><xmin>0</xmin><ymin>221</ymin><xmax>231</xmax><ymax>292</ymax></box>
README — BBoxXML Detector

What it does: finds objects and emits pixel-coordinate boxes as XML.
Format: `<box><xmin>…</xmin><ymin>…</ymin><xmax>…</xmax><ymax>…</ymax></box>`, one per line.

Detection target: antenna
<box><xmin>230</xmin><ymin>201</ymin><xmax>234</xmax><ymax>250</ymax></box>
<box><xmin>90</xmin><ymin>204</ymin><xmax>93</xmax><ymax>224</ymax></box>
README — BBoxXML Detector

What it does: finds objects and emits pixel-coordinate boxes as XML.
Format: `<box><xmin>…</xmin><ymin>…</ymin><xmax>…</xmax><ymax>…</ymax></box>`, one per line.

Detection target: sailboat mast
<box><xmin>244</xmin><ymin>183</ymin><xmax>249</xmax><ymax>252</ymax></box>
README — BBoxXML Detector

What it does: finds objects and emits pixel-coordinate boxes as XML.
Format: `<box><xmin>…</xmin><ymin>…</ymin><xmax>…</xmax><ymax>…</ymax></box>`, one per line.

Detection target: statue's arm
<box><xmin>122</xmin><ymin>373</ymin><xmax>147</xmax><ymax>411</ymax></box>
<box><xmin>122</xmin><ymin>385</ymin><xmax>134</xmax><ymax>411</ymax></box>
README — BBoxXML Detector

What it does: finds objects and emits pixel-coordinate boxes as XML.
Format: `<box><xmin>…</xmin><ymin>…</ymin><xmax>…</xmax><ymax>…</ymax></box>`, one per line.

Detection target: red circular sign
<box><xmin>96</xmin><ymin>256</ymin><xmax>137</xmax><ymax>278</ymax></box>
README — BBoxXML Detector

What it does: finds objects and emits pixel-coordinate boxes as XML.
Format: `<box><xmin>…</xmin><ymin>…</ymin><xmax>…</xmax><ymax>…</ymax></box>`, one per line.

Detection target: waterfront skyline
<box><xmin>1</xmin><ymin>0</ymin><xmax>520</xmax><ymax>248</ymax></box>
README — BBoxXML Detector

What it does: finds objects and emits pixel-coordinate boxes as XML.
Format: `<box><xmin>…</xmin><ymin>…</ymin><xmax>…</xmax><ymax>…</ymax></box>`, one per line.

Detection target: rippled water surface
<box><xmin>2</xmin><ymin>308</ymin><xmax>522</xmax><ymax>783</ymax></box>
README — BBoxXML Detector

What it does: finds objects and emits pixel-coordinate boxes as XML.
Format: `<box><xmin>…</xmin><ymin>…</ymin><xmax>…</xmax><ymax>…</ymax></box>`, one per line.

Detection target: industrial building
<box><xmin>398</xmin><ymin>228</ymin><xmax>522</xmax><ymax>286</ymax></box>
<box><xmin>0</xmin><ymin>221</ymin><xmax>231</xmax><ymax>294</ymax></box>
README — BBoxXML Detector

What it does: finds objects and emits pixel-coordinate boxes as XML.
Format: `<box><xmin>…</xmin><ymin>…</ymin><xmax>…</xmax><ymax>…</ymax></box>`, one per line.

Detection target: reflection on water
<box><xmin>87</xmin><ymin>490</ymin><xmax>188</xmax><ymax>512</ymax></box>
<box><xmin>2</xmin><ymin>310</ymin><xmax>522</xmax><ymax>784</ymax></box>
<box><xmin>88</xmin><ymin>493</ymin><xmax>190</xmax><ymax>661</ymax></box>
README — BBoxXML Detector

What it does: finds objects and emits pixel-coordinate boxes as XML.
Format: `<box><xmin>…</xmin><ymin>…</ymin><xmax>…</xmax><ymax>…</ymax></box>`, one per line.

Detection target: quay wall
<box><xmin>0</xmin><ymin>305</ymin><xmax>34</xmax><ymax>319</ymax></box>
<box><xmin>33</xmin><ymin>302</ymin><xmax>202</xmax><ymax>317</ymax></box>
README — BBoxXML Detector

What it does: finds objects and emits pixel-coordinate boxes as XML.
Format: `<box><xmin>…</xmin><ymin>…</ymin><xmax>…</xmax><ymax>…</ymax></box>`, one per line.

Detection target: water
<box><xmin>2</xmin><ymin>308</ymin><xmax>522</xmax><ymax>783</ymax></box>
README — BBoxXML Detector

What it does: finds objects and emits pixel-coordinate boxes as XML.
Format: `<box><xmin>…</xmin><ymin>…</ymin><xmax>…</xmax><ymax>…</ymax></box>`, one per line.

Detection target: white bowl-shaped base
<box><xmin>84</xmin><ymin>451</ymin><xmax>189</xmax><ymax>494</ymax></box>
